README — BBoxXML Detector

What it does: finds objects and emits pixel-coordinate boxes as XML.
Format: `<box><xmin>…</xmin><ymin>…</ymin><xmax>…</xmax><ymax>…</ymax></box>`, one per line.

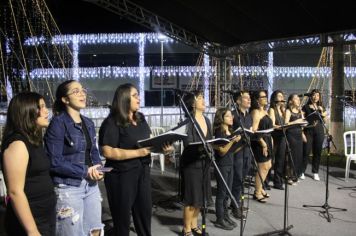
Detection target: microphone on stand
<box><xmin>330</xmin><ymin>95</ymin><xmax>352</xmax><ymax>100</ymax></box>
<box><xmin>298</xmin><ymin>93</ymin><xmax>312</xmax><ymax>97</ymax></box>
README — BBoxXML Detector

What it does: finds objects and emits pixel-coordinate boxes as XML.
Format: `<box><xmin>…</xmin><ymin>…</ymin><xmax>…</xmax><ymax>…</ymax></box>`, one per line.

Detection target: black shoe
<box><xmin>232</xmin><ymin>209</ymin><xmax>246</xmax><ymax>220</ymax></box>
<box><xmin>182</xmin><ymin>229</ymin><xmax>193</xmax><ymax>236</ymax></box>
<box><xmin>264</xmin><ymin>182</ymin><xmax>271</xmax><ymax>190</ymax></box>
<box><xmin>273</xmin><ymin>185</ymin><xmax>284</xmax><ymax>190</ymax></box>
<box><xmin>215</xmin><ymin>219</ymin><xmax>234</xmax><ymax>230</ymax></box>
<box><xmin>224</xmin><ymin>213</ymin><xmax>237</xmax><ymax>228</ymax></box>
<box><xmin>191</xmin><ymin>227</ymin><xmax>209</xmax><ymax>236</ymax></box>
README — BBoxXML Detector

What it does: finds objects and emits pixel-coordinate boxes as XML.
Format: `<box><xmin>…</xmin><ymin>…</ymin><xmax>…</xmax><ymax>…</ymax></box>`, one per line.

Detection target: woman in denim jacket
<box><xmin>44</xmin><ymin>80</ymin><xmax>104</xmax><ymax>236</ymax></box>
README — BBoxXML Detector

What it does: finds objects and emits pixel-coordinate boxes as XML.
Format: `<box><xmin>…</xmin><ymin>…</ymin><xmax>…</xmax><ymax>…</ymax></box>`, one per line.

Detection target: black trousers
<box><xmin>104</xmin><ymin>164</ymin><xmax>152</xmax><ymax>236</ymax></box>
<box><xmin>231</xmin><ymin>151</ymin><xmax>251</xmax><ymax>208</ymax></box>
<box><xmin>273</xmin><ymin>135</ymin><xmax>286</xmax><ymax>187</ymax></box>
<box><xmin>303</xmin><ymin>124</ymin><xmax>325</xmax><ymax>174</ymax></box>
<box><xmin>215</xmin><ymin>165</ymin><xmax>233</xmax><ymax>219</ymax></box>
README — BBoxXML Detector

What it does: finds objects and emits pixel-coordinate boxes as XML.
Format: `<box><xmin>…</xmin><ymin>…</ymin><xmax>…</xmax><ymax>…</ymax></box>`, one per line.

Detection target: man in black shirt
<box><xmin>231</xmin><ymin>91</ymin><xmax>252</xmax><ymax>219</ymax></box>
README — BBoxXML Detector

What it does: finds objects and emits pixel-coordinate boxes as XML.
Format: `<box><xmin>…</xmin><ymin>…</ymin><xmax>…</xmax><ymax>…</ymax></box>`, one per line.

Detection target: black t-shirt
<box><xmin>214</xmin><ymin>129</ymin><xmax>233</xmax><ymax>166</ymax></box>
<box><xmin>302</xmin><ymin>105</ymin><xmax>324</xmax><ymax>126</ymax></box>
<box><xmin>98</xmin><ymin>113</ymin><xmax>151</xmax><ymax>172</ymax></box>
<box><xmin>79</xmin><ymin>122</ymin><xmax>93</xmax><ymax>166</ymax></box>
<box><xmin>1</xmin><ymin>133</ymin><xmax>54</xmax><ymax>201</ymax></box>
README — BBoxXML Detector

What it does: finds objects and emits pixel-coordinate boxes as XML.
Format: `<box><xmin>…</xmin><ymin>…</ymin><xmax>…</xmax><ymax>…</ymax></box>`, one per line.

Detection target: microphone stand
<box><xmin>227</xmin><ymin>93</ymin><xmax>269</xmax><ymax>236</ymax></box>
<box><xmin>176</xmin><ymin>91</ymin><xmax>240</xmax><ymax>236</ymax></box>
<box><xmin>302</xmin><ymin>101</ymin><xmax>347</xmax><ymax>222</ymax></box>
<box><xmin>260</xmin><ymin>103</ymin><xmax>297</xmax><ymax>236</ymax></box>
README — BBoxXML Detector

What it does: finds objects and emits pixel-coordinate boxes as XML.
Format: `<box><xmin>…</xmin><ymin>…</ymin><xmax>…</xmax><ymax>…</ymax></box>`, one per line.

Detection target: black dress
<box><xmin>286</xmin><ymin>110</ymin><xmax>303</xmax><ymax>176</ymax></box>
<box><xmin>181</xmin><ymin>116</ymin><xmax>213</xmax><ymax>207</ymax></box>
<box><xmin>252</xmin><ymin>115</ymin><xmax>273</xmax><ymax>163</ymax></box>
<box><xmin>1</xmin><ymin>133</ymin><xmax>56</xmax><ymax>236</ymax></box>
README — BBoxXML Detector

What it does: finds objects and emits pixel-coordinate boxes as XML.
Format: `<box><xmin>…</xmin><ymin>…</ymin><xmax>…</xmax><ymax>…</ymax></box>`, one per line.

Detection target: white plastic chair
<box><xmin>343</xmin><ymin>131</ymin><xmax>356</xmax><ymax>181</ymax></box>
<box><xmin>150</xmin><ymin>127</ymin><xmax>166</xmax><ymax>174</ymax></box>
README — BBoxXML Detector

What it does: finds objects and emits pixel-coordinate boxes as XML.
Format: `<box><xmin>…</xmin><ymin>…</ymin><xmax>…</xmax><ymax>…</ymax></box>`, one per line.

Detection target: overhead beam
<box><xmin>219</xmin><ymin>30</ymin><xmax>356</xmax><ymax>56</ymax></box>
<box><xmin>84</xmin><ymin>0</ymin><xmax>216</xmax><ymax>55</ymax></box>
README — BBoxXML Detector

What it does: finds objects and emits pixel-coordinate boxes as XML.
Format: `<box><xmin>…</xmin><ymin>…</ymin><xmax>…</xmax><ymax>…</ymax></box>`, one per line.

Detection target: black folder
<box><xmin>137</xmin><ymin>131</ymin><xmax>187</xmax><ymax>152</ymax></box>
<box><xmin>180</xmin><ymin>138</ymin><xmax>230</xmax><ymax>167</ymax></box>
<box><xmin>275</xmin><ymin>121</ymin><xmax>308</xmax><ymax>130</ymax></box>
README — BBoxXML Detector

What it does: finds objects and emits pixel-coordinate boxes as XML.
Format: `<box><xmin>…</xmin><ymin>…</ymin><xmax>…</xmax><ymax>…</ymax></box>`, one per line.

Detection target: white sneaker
<box><xmin>313</xmin><ymin>173</ymin><xmax>320</xmax><ymax>181</ymax></box>
<box><xmin>300</xmin><ymin>173</ymin><xmax>305</xmax><ymax>180</ymax></box>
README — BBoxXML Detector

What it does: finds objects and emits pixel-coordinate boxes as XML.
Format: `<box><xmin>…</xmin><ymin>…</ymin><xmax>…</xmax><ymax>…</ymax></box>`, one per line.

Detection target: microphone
<box><xmin>298</xmin><ymin>93</ymin><xmax>312</xmax><ymax>97</ymax></box>
<box><xmin>170</xmin><ymin>119</ymin><xmax>190</xmax><ymax>131</ymax></box>
<box><xmin>221</xmin><ymin>90</ymin><xmax>240</xmax><ymax>95</ymax></box>
<box><xmin>173</xmin><ymin>89</ymin><xmax>193</xmax><ymax>96</ymax></box>
<box><xmin>331</xmin><ymin>95</ymin><xmax>352</xmax><ymax>99</ymax></box>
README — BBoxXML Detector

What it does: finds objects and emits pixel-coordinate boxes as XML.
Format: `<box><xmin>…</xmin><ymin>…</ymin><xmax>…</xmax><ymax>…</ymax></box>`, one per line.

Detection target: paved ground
<box><xmin>1</xmin><ymin>160</ymin><xmax>356</xmax><ymax>236</ymax></box>
<box><xmin>146</xmin><ymin>160</ymin><xmax>356</xmax><ymax>236</ymax></box>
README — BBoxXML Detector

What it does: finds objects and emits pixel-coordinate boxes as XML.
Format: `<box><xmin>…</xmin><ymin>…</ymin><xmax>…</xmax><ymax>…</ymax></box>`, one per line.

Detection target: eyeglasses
<box><xmin>131</xmin><ymin>93</ymin><xmax>140</xmax><ymax>99</ymax></box>
<box><xmin>259</xmin><ymin>96</ymin><xmax>267</xmax><ymax>99</ymax></box>
<box><xmin>67</xmin><ymin>88</ymin><xmax>87</xmax><ymax>97</ymax></box>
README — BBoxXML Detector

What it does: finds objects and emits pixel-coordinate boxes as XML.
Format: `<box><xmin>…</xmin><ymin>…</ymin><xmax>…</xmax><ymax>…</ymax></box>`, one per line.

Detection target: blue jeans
<box><xmin>55</xmin><ymin>179</ymin><xmax>104</xmax><ymax>236</ymax></box>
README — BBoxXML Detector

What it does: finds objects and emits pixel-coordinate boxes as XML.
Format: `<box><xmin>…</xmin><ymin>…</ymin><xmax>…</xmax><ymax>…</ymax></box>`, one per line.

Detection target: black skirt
<box><xmin>181</xmin><ymin>160</ymin><xmax>212</xmax><ymax>207</ymax></box>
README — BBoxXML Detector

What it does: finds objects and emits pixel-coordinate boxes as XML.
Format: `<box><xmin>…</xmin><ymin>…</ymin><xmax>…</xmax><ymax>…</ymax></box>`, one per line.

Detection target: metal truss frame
<box><xmin>85</xmin><ymin>0</ymin><xmax>214</xmax><ymax>54</ymax></box>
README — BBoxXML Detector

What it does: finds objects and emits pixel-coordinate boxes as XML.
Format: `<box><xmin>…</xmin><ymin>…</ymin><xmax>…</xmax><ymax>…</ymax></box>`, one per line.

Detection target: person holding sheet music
<box><xmin>213</xmin><ymin>108</ymin><xmax>242</xmax><ymax>230</ymax></box>
<box><xmin>285</xmin><ymin>94</ymin><xmax>307</xmax><ymax>183</ymax></box>
<box><xmin>251</xmin><ymin>90</ymin><xmax>273</xmax><ymax>203</ymax></box>
<box><xmin>181</xmin><ymin>90</ymin><xmax>212</xmax><ymax>236</ymax></box>
<box><xmin>231</xmin><ymin>91</ymin><xmax>252</xmax><ymax>218</ymax></box>
<box><xmin>98</xmin><ymin>83</ymin><xmax>171</xmax><ymax>236</ymax></box>
<box><xmin>268</xmin><ymin>90</ymin><xmax>286</xmax><ymax>190</ymax></box>
<box><xmin>302</xmin><ymin>89</ymin><xmax>327</xmax><ymax>181</ymax></box>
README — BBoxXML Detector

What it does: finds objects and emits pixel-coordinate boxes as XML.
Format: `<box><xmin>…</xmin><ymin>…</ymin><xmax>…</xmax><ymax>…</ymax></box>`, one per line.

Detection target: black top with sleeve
<box><xmin>214</xmin><ymin>129</ymin><xmax>234</xmax><ymax>166</ymax></box>
<box><xmin>302</xmin><ymin>105</ymin><xmax>324</xmax><ymax>128</ymax></box>
<box><xmin>232</xmin><ymin>109</ymin><xmax>252</xmax><ymax>159</ymax></box>
<box><xmin>98</xmin><ymin>113</ymin><xmax>151</xmax><ymax>172</ymax></box>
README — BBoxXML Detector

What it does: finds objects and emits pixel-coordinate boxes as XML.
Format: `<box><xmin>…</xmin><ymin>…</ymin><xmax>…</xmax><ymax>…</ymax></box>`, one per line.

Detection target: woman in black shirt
<box><xmin>213</xmin><ymin>107</ymin><xmax>241</xmax><ymax>230</ymax></box>
<box><xmin>99</xmin><ymin>83</ymin><xmax>171</xmax><ymax>236</ymax></box>
<box><xmin>268</xmin><ymin>90</ymin><xmax>286</xmax><ymax>190</ymax></box>
<box><xmin>1</xmin><ymin>92</ymin><xmax>56</xmax><ymax>236</ymax></box>
<box><xmin>302</xmin><ymin>89</ymin><xmax>326</xmax><ymax>181</ymax></box>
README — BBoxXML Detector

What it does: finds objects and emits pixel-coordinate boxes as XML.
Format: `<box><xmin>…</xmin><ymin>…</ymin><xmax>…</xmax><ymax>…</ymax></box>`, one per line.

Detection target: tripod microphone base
<box><xmin>337</xmin><ymin>186</ymin><xmax>356</xmax><ymax>190</ymax></box>
<box><xmin>303</xmin><ymin>203</ymin><xmax>347</xmax><ymax>222</ymax></box>
<box><xmin>255</xmin><ymin>225</ymin><xmax>293</xmax><ymax>236</ymax></box>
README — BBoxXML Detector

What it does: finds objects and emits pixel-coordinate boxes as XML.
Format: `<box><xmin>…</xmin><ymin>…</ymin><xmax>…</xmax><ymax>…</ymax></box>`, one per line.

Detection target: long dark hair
<box><xmin>213</xmin><ymin>107</ymin><xmax>232</xmax><ymax>134</ymax></box>
<box><xmin>2</xmin><ymin>92</ymin><xmax>44</xmax><ymax>146</ymax></box>
<box><xmin>111</xmin><ymin>83</ymin><xmax>141</xmax><ymax>127</ymax></box>
<box><xmin>53</xmin><ymin>79</ymin><xmax>75</xmax><ymax>115</ymax></box>
<box><xmin>287</xmin><ymin>93</ymin><xmax>299</xmax><ymax>110</ymax></box>
<box><xmin>251</xmin><ymin>90</ymin><xmax>267</xmax><ymax>110</ymax></box>
<box><xmin>182</xmin><ymin>90</ymin><xmax>203</xmax><ymax>117</ymax></box>
<box><xmin>269</xmin><ymin>90</ymin><xmax>284</xmax><ymax>109</ymax></box>
<box><xmin>306</xmin><ymin>89</ymin><xmax>323</xmax><ymax>107</ymax></box>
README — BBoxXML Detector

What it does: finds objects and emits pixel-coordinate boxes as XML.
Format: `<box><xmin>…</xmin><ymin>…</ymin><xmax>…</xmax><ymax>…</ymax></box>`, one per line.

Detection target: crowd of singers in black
<box><xmin>1</xmin><ymin>84</ymin><xmax>327</xmax><ymax>236</ymax></box>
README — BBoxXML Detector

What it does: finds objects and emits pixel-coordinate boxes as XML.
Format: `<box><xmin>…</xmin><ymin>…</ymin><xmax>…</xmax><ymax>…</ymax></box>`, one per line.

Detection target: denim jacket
<box><xmin>44</xmin><ymin>112</ymin><xmax>102</xmax><ymax>187</ymax></box>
